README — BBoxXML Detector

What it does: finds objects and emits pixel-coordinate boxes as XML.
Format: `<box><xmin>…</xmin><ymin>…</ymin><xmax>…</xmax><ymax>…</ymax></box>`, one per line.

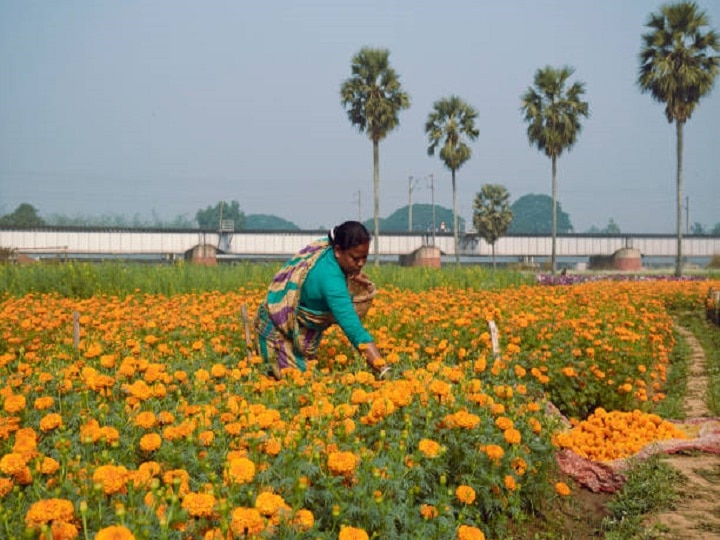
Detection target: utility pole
<box><xmin>685</xmin><ymin>195</ymin><xmax>689</xmax><ymax>234</ymax></box>
<box><xmin>408</xmin><ymin>176</ymin><xmax>420</xmax><ymax>232</ymax></box>
<box><xmin>429</xmin><ymin>174</ymin><xmax>435</xmax><ymax>246</ymax></box>
<box><xmin>352</xmin><ymin>190</ymin><xmax>362</xmax><ymax>221</ymax></box>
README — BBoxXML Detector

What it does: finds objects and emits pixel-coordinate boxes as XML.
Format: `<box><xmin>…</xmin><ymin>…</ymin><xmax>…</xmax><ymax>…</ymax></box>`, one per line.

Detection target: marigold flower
<box><xmin>95</xmin><ymin>525</ymin><xmax>136</xmax><ymax>540</ymax></box>
<box><xmin>457</xmin><ymin>524</ymin><xmax>486</xmax><ymax>540</ymax></box>
<box><xmin>33</xmin><ymin>396</ymin><xmax>55</xmax><ymax>410</ymax></box>
<box><xmin>182</xmin><ymin>492</ymin><xmax>216</xmax><ymax>518</ymax></box>
<box><xmin>230</xmin><ymin>507</ymin><xmax>265</xmax><ymax>536</ymax></box>
<box><xmin>139</xmin><ymin>433</ymin><xmax>162</xmax><ymax>453</ymax></box>
<box><xmin>554</xmin><ymin>481</ymin><xmax>571</xmax><ymax>496</ymax></box>
<box><xmin>24</xmin><ymin>498</ymin><xmax>75</xmax><ymax>528</ymax></box>
<box><xmin>50</xmin><ymin>520</ymin><xmax>79</xmax><ymax>540</ymax></box>
<box><xmin>255</xmin><ymin>491</ymin><xmax>290</xmax><ymax>518</ymax></box>
<box><xmin>504</xmin><ymin>475</ymin><xmax>517</xmax><ymax>491</ymax></box>
<box><xmin>0</xmin><ymin>452</ymin><xmax>27</xmax><ymax>475</ymax></box>
<box><xmin>455</xmin><ymin>485</ymin><xmax>476</xmax><ymax>504</ymax></box>
<box><xmin>420</xmin><ymin>504</ymin><xmax>438</xmax><ymax>520</ymax></box>
<box><xmin>0</xmin><ymin>477</ymin><xmax>14</xmax><ymax>498</ymax></box>
<box><xmin>93</xmin><ymin>464</ymin><xmax>129</xmax><ymax>495</ymax></box>
<box><xmin>3</xmin><ymin>394</ymin><xmax>26</xmax><ymax>414</ymax></box>
<box><xmin>39</xmin><ymin>413</ymin><xmax>64</xmax><ymax>432</ymax></box>
<box><xmin>226</xmin><ymin>457</ymin><xmax>256</xmax><ymax>485</ymax></box>
<box><xmin>503</xmin><ymin>427</ymin><xmax>522</xmax><ymax>445</ymax></box>
<box><xmin>418</xmin><ymin>438</ymin><xmax>442</xmax><ymax>458</ymax></box>
<box><xmin>327</xmin><ymin>451</ymin><xmax>358</xmax><ymax>477</ymax></box>
<box><xmin>293</xmin><ymin>508</ymin><xmax>314</xmax><ymax>531</ymax></box>
<box><xmin>39</xmin><ymin>456</ymin><xmax>60</xmax><ymax>475</ymax></box>
<box><xmin>134</xmin><ymin>411</ymin><xmax>157</xmax><ymax>429</ymax></box>
<box><xmin>484</xmin><ymin>444</ymin><xmax>504</xmax><ymax>462</ymax></box>
<box><xmin>338</xmin><ymin>525</ymin><xmax>369</xmax><ymax>540</ymax></box>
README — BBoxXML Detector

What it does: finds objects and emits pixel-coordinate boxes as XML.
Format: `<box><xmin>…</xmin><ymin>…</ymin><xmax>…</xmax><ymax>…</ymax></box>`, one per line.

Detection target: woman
<box><xmin>254</xmin><ymin>221</ymin><xmax>387</xmax><ymax>379</ymax></box>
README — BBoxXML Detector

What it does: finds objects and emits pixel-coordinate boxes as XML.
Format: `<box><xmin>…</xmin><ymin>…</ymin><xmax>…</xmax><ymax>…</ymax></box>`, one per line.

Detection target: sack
<box><xmin>348</xmin><ymin>273</ymin><xmax>377</xmax><ymax>319</ymax></box>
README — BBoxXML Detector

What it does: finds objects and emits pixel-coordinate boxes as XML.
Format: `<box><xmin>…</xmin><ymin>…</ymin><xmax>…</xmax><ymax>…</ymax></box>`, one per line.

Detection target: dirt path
<box><xmin>642</xmin><ymin>325</ymin><xmax>720</xmax><ymax>538</ymax></box>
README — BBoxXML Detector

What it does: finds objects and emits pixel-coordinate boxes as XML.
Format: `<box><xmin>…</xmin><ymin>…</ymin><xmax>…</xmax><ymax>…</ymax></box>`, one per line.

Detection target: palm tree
<box><xmin>425</xmin><ymin>96</ymin><xmax>479</xmax><ymax>265</ymax></box>
<box><xmin>638</xmin><ymin>1</ymin><xmax>719</xmax><ymax>277</ymax></box>
<box><xmin>472</xmin><ymin>184</ymin><xmax>513</xmax><ymax>270</ymax></box>
<box><xmin>521</xmin><ymin>66</ymin><xmax>589</xmax><ymax>274</ymax></box>
<box><xmin>340</xmin><ymin>47</ymin><xmax>410</xmax><ymax>266</ymax></box>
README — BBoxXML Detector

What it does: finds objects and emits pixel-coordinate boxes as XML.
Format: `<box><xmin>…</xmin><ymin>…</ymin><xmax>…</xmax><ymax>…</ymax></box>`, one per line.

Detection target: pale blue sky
<box><xmin>1</xmin><ymin>0</ymin><xmax>719</xmax><ymax>232</ymax></box>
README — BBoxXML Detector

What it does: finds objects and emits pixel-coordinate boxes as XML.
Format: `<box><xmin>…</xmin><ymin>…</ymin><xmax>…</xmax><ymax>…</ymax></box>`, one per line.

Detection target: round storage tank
<box><xmin>613</xmin><ymin>248</ymin><xmax>641</xmax><ymax>271</ymax></box>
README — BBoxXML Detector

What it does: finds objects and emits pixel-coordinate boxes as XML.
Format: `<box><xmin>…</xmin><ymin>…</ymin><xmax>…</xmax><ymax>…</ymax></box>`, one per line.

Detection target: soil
<box><xmin>549</xmin><ymin>324</ymin><xmax>720</xmax><ymax>539</ymax></box>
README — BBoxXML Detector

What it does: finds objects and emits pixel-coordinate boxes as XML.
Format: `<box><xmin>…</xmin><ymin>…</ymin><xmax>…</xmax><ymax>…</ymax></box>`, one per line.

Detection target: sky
<box><xmin>1</xmin><ymin>0</ymin><xmax>719</xmax><ymax>234</ymax></box>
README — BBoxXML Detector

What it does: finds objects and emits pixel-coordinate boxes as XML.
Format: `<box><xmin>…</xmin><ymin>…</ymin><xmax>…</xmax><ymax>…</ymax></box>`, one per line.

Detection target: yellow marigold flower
<box><xmin>455</xmin><ymin>485</ymin><xmax>476</xmax><ymax>504</ymax></box>
<box><xmin>226</xmin><ymin>457</ymin><xmax>256</xmax><ymax>485</ymax></box>
<box><xmin>338</xmin><ymin>525</ymin><xmax>369</xmax><ymax>540</ymax></box>
<box><xmin>503</xmin><ymin>427</ymin><xmax>522</xmax><ymax>445</ymax></box>
<box><xmin>457</xmin><ymin>524</ymin><xmax>486</xmax><ymax>540</ymax></box>
<box><xmin>3</xmin><ymin>394</ymin><xmax>26</xmax><ymax>414</ymax></box>
<box><xmin>95</xmin><ymin>525</ymin><xmax>136</xmax><ymax>540</ymax></box>
<box><xmin>24</xmin><ymin>498</ymin><xmax>75</xmax><ymax>528</ymax></box>
<box><xmin>420</xmin><ymin>504</ymin><xmax>438</xmax><ymax>520</ymax></box>
<box><xmin>93</xmin><ymin>465</ymin><xmax>129</xmax><ymax>495</ymax></box>
<box><xmin>39</xmin><ymin>456</ymin><xmax>60</xmax><ymax>475</ymax></box>
<box><xmin>230</xmin><ymin>507</ymin><xmax>265</xmax><ymax>536</ymax></box>
<box><xmin>327</xmin><ymin>451</ymin><xmax>358</xmax><ymax>477</ymax></box>
<box><xmin>418</xmin><ymin>438</ymin><xmax>441</xmax><ymax>458</ymax></box>
<box><xmin>182</xmin><ymin>492</ymin><xmax>216</xmax><ymax>518</ymax></box>
<box><xmin>39</xmin><ymin>413</ymin><xmax>63</xmax><ymax>432</ymax></box>
<box><xmin>134</xmin><ymin>411</ymin><xmax>157</xmax><ymax>429</ymax></box>
<box><xmin>210</xmin><ymin>363</ymin><xmax>227</xmax><ymax>378</ymax></box>
<box><xmin>139</xmin><ymin>433</ymin><xmax>162</xmax><ymax>453</ymax></box>
<box><xmin>293</xmin><ymin>508</ymin><xmax>314</xmax><ymax>531</ymax></box>
<box><xmin>255</xmin><ymin>491</ymin><xmax>290</xmax><ymax>518</ymax></box>
<box><xmin>33</xmin><ymin>396</ymin><xmax>55</xmax><ymax>410</ymax></box>
<box><xmin>0</xmin><ymin>477</ymin><xmax>14</xmax><ymax>498</ymax></box>
<box><xmin>554</xmin><ymin>481</ymin><xmax>571</xmax><ymax>496</ymax></box>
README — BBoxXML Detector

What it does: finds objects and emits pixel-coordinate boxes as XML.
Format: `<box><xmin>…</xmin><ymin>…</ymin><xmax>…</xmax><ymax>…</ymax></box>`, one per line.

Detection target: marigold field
<box><xmin>1</xmin><ymin>264</ymin><xmax>718</xmax><ymax>539</ymax></box>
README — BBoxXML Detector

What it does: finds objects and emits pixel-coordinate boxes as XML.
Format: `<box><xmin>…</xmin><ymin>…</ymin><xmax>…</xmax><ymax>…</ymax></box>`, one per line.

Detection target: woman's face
<box><xmin>334</xmin><ymin>242</ymin><xmax>370</xmax><ymax>276</ymax></box>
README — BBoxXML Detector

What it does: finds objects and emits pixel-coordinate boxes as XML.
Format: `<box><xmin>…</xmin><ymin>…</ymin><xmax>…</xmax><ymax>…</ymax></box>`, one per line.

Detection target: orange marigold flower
<box><xmin>226</xmin><ymin>457</ymin><xmax>256</xmax><ymax>485</ymax></box>
<box><xmin>198</xmin><ymin>430</ymin><xmax>215</xmax><ymax>447</ymax></box>
<box><xmin>50</xmin><ymin>520</ymin><xmax>79</xmax><ymax>540</ymax></box>
<box><xmin>484</xmin><ymin>444</ymin><xmax>504</xmax><ymax>462</ymax></box>
<box><xmin>255</xmin><ymin>491</ymin><xmax>291</xmax><ymax>518</ymax></box>
<box><xmin>38</xmin><ymin>456</ymin><xmax>60</xmax><ymax>475</ymax></box>
<box><xmin>39</xmin><ymin>413</ymin><xmax>63</xmax><ymax>432</ymax></box>
<box><xmin>134</xmin><ymin>411</ymin><xmax>157</xmax><ymax>429</ymax></box>
<box><xmin>504</xmin><ymin>475</ymin><xmax>517</xmax><ymax>491</ymax></box>
<box><xmin>0</xmin><ymin>477</ymin><xmax>14</xmax><ymax>498</ymax></box>
<box><xmin>338</xmin><ymin>525</ymin><xmax>369</xmax><ymax>540</ymax></box>
<box><xmin>554</xmin><ymin>481</ymin><xmax>571</xmax><ymax>496</ymax></box>
<box><xmin>24</xmin><ymin>498</ymin><xmax>75</xmax><ymax>528</ymax></box>
<box><xmin>139</xmin><ymin>433</ymin><xmax>162</xmax><ymax>453</ymax></box>
<box><xmin>457</xmin><ymin>524</ymin><xmax>486</xmax><ymax>540</ymax></box>
<box><xmin>327</xmin><ymin>451</ymin><xmax>358</xmax><ymax>477</ymax></box>
<box><xmin>3</xmin><ymin>394</ymin><xmax>26</xmax><ymax>414</ymax></box>
<box><xmin>182</xmin><ymin>492</ymin><xmax>216</xmax><ymax>518</ymax></box>
<box><xmin>95</xmin><ymin>525</ymin><xmax>136</xmax><ymax>540</ymax></box>
<box><xmin>33</xmin><ymin>396</ymin><xmax>55</xmax><ymax>410</ymax></box>
<box><xmin>420</xmin><ymin>504</ymin><xmax>438</xmax><ymax>520</ymax></box>
<box><xmin>293</xmin><ymin>508</ymin><xmax>314</xmax><ymax>531</ymax></box>
<box><xmin>0</xmin><ymin>452</ymin><xmax>27</xmax><ymax>475</ymax></box>
<box><xmin>455</xmin><ymin>485</ymin><xmax>476</xmax><ymax>504</ymax></box>
<box><xmin>93</xmin><ymin>465</ymin><xmax>129</xmax><ymax>495</ymax></box>
<box><xmin>418</xmin><ymin>438</ymin><xmax>442</xmax><ymax>458</ymax></box>
<box><xmin>230</xmin><ymin>507</ymin><xmax>265</xmax><ymax>536</ymax></box>
<box><xmin>503</xmin><ymin>427</ymin><xmax>522</xmax><ymax>445</ymax></box>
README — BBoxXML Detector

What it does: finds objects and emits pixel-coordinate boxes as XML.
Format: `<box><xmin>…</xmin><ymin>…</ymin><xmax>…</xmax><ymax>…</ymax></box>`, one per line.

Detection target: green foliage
<box><xmin>472</xmin><ymin>184</ymin><xmax>513</xmax><ymax>265</ymax></box>
<box><xmin>196</xmin><ymin>200</ymin><xmax>246</xmax><ymax>230</ymax></box>
<box><xmin>0</xmin><ymin>203</ymin><xmax>46</xmax><ymax>227</ymax></box>
<box><xmin>508</xmin><ymin>194</ymin><xmax>573</xmax><ymax>234</ymax></box>
<box><xmin>245</xmin><ymin>214</ymin><xmax>300</xmax><ymax>230</ymax></box>
<box><xmin>364</xmin><ymin>204</ymin><xmax>460</xmax><ymax>233</ymax></box>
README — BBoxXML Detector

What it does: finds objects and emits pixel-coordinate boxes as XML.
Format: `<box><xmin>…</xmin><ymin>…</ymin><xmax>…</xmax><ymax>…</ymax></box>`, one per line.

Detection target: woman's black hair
<box><xmin>328</xmin><ymin>221</ymin><xmax>371</xmax><ymax>250</ymax></box>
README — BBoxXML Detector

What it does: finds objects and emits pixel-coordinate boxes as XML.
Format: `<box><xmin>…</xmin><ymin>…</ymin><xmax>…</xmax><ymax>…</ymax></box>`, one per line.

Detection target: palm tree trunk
<box><xmin>452</xmin><ymin>169</ymin><xmax>459</xmax><ymax>265</ymax></box>
<box><xmin>492</xmin><ymin>243</ymin><xmax>496</xmax><ymax>270</ymax></box>
<box><xmin>551</xmin><ymin>155</ymin><xmax>558</xmax><ymax>275</ymax></box>
<box><xmin>675</xmin><ymin>120</ymin><xmax>684</xmax><ymax>277</ymax></box>
<box><xmin>373</xmin><ymin>139</ymin><xmax>380</xmax><ymax>267</ymax></box>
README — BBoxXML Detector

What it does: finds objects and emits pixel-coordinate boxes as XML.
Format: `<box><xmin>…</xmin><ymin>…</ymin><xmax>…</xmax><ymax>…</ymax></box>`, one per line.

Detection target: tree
<box><xmin>472</xmin><ymin>184</ymin><xmax>513</xmax><ymax>269</ymax></box>
<box><xmin>340</xmin><ymin>47</ymin><xmax>410</xmax><ymax>266</ymax></box>
<box><xmin>0</xmin><ymin>203</ymin><xmax>46</xmax><ymax>227</ymax></box>
<box><xmin>638</xmin><ymin>1</ymin><xmax>719</xmax><ymax>276</ymax></box>
<box><xmin>508</xmin><ymin>194</ymin><xmax>573</xmax><ymax>234</ymax></box>
<box><xmin>362</xmin><ymin>204</ymin><xmax>460</xmax><ymax>233</ymax></box>
<box><xmin>195</xmin><ymin>201</ymin><xmax>246</xmax><ymax>230</ymax></box>
<box><xmin>425</xmin><ymin>96</ymin><xmax>479</xmax><ymax>264</ymax></box>
<box><xmin>245</xmin><ymin>214</ymin><xmax>300</xmax><ymax>231</ymax></box>
<box><xmin>521</xmin><ymin>66</ymin><xmax>589</xmax><ymax>274</ymax></box>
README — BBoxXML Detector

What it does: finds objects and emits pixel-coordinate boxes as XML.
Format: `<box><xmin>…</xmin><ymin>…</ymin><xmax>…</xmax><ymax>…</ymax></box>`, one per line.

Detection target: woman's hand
<box><xmin>360</xmin><ymin>342</ymin><xmax>389</xmax><ymax>379</ymax></box>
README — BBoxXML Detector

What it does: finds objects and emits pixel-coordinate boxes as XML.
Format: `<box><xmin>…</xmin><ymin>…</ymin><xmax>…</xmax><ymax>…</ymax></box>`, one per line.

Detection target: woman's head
<box><xmin>329</xmin><ymin>221</ymin><xmax>371</xmax><ymax>276</ymax></box>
